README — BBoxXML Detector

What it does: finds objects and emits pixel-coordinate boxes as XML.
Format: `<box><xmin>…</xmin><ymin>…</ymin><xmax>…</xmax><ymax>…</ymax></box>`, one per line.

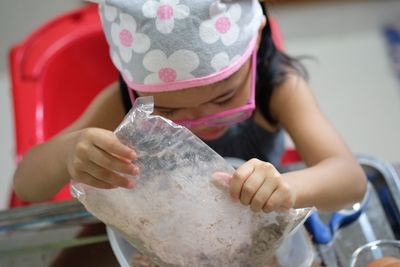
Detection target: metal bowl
<box><xmin>107</xmin><ymin>224</ymin><xmax>314</xmax><ymax>267</ymax></box>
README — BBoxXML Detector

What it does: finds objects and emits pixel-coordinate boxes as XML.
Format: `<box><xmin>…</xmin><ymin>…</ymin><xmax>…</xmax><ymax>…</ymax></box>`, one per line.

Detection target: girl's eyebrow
<box><xmin>153</xmin><ymin>105</ymin><xmax>178</xmax><ymax>111</ymax></box>
<box><xmin>211</xmin><ymin>88</ymin><xmax>237</xmax><ymax>102</ymax></box>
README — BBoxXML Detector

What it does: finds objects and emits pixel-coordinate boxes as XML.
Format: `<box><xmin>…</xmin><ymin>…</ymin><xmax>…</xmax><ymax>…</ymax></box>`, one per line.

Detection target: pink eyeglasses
<box><xmin>128</xmin><ymin>51</ymin><xmax>256</xmax><ymax>128</ymax></box>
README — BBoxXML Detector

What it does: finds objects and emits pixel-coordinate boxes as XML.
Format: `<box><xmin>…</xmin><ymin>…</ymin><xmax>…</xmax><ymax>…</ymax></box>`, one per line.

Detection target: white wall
<box><xmin>0</xmin><ymin>0</ymin><xmax>82</xmax><ymax>73</ymax></box>
<box><xmin>270</xmin><ymin>0</ymin><xmax>400</xmax><ymax>40</ymax></box>
<box><xmin>271</xmin><ymin>0</ymin><xmax>400</xmax><ymax>162</ymax></box>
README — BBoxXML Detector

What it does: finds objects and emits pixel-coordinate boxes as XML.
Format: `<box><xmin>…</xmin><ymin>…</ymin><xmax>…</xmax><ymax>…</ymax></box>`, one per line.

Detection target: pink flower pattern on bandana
<box><xmin>143</xmin><ymin>50</ymin><xmax>199</xmax><ymax>84</ymax></box>
<box><xmin>199</xmin><ymin>3</ymin><xmax>242</xmax><ymax>46</ymax></box>
<box><xmin>142</xmin><ymin>0</ymin><xmax>190</xmax><ymax>34</ymax></box>
<box><xmin>111</xmin><ymin>13</ymin><xmax>151</xmax><ymax>62</ymax></box>
<box><xmin>211</xmin><ymin>52</ymin><xmax>241</xmax><ymax>72</ymax></box>
<box><xmin>99</xmin><ymin>0</ymin><xmax>263</xmax><ymax>91</ymax></box>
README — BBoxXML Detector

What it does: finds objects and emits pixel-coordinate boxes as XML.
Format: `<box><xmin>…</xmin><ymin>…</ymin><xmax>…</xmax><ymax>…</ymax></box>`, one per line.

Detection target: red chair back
<box><xmin>9</xmin><ymin>4</ymin><xmax>118</xmax><ymax>207</ymax></box>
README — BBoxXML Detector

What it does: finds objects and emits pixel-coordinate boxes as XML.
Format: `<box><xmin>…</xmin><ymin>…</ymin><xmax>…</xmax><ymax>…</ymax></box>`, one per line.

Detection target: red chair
<box><xmin>8</xmin><ymin>4</ymin><xmax>295</xmax><ymax>207</ymax></box>
<box><xmin>9</xmin><ymin>4</ymin><xmax>118</xmax><ymax>207</ymax></box>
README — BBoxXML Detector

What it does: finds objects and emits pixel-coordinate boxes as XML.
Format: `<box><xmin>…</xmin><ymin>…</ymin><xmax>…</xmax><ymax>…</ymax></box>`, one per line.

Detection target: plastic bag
<box><xmin>72</xmin><ymin>97</ymin><xmax>313</xmax><ymax>267</ymax></box>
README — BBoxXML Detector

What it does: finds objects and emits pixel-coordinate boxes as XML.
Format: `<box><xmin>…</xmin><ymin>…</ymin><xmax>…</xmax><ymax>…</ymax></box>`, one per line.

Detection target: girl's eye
<box><xmin>158</xmin><ymin>109</ymin><xmax>177</xmax><ymax>116</ymax></box>
<box><xmin>215</xmin><ymin>97</ymin><xmax>233</xmax><ymax>106</ymax></box>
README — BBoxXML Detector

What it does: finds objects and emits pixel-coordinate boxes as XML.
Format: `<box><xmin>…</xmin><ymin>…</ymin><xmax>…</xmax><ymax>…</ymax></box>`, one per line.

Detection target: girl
<box><xmin>13</xmin><ymin>0</ymin><xmax>366</xmax><ymax>213</ymax></box>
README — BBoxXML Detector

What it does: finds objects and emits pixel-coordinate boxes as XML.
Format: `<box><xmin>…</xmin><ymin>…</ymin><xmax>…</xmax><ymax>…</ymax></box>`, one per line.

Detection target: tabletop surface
<box><xmin>0</xmin><ymin>160</ymin><xmax>399</xmax><ymax>267</ymax></box>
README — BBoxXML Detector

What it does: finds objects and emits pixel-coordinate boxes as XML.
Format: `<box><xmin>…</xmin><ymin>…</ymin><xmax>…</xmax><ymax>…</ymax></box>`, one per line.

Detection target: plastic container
<box><xmin>107</xmin><ymin>225</ymin><xmax>314</xmax><ymax>267</ymax></box>
<box><xmin>349</xmin><ymin>240</ymin><xmax>400</xmax><ymax>267</ymax></box>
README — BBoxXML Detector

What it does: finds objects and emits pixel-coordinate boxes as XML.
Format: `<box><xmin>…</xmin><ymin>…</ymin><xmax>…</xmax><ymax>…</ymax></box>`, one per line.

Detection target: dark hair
<box><xmin>256</xmin><ymin>3</ymin><xmax>308</xmax><ymax>125</ymax></box>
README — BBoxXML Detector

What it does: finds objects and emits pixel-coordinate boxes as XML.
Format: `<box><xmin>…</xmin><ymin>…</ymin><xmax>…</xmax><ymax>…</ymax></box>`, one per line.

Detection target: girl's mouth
<box><xmin>195</xmin><ymin>126</ymin><xmax>229</xmax><ymax>141</ymax></box>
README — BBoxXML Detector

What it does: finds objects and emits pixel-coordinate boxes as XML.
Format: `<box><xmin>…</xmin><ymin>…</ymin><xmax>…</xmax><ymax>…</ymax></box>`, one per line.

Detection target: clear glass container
<box><xmin>349</xmin><ymin>240</ymin><xmax>400</xmax><ymax>267</ymax></box>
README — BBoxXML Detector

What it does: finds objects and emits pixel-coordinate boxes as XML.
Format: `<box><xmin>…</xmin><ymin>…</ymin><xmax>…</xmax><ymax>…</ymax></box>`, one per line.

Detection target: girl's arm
<box><xmin>229</xmin><ymin>73</ymin><xmax>367</xmax><ymax>213</ymax></box>
<box><xmin>271</xmin><ymin>74</ymin><xmax>367</xmax><ymax>211</ymax></box>
<box><xmin>13</xmin><ymin>83</ymin><xmax>138</xmax><ymax>202</ymax></box>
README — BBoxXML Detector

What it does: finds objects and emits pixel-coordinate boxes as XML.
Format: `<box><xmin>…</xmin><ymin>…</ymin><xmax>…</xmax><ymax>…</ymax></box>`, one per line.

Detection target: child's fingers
<box><xmin>239</xmin><ymin>171</ymin><xmax>265</xmax><ymax>206</ymax></box>
<box><xmin>83</xmin><ymin>161</ymin><xmax>136</xmax><ymax>189</ymax></box>
<box><xmin>248</xmin><ymin>177</ymin><xmax>277</xmax><ymax>212</ymax></box>
<box><xmin>89</xmin><ymin>145</ymin><xmax>139</xmax><ymax>176</ymax></box>
<box><xmin>91</xmin><ymin>131</ymin><xmax>137</xmax><ymax>161</ymax></box>
<box><xmin>212</xmin><ymin>172</ymin><xmax>233</xmax><ymax>182</ymax></box>
<box><xmin>262</xmin><ymin>183</ymin><xmax>295</xmax><ymax>213</ymax></box>
<box><xmin>211</xmin><ymin>172</ymin><xmax>233</xmax><ymax>190</ymax></box>
<box><xmin>230</xmin><ymin>159</ymin><xmax>288</xmax><ymax>213</ymax></box>
<box><xmin>229</xmin><ymin>160</ymin><xmax>255</xmax><ymax>201</ymax></box>
<box><xmin>263</xmin><ymin>191</ymin><xmax>284</xmax><ymax>213</ymax></box>
<box><xmin>77</xmin><ymin>172</ymin><xmax>116</xmax><ymax>189</ymax></box>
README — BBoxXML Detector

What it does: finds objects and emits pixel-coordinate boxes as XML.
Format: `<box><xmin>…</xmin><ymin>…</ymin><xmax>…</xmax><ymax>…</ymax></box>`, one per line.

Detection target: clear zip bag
<box><xmin>72</xmin><ymin>97</ymin><xmax>313</xmax><ymax>267</ymax></box>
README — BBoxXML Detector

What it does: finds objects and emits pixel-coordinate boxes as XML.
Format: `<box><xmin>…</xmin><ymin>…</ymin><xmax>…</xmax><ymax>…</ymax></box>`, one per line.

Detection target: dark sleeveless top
<box><xmin>203</xmin><ymin>120</ymin><xmax>284</xmax><ymax>167</ymax></box>
<box><xmin>119</xmin><ymin>79</ymin><xmax>285</xmax><ymax>167</ymax></box>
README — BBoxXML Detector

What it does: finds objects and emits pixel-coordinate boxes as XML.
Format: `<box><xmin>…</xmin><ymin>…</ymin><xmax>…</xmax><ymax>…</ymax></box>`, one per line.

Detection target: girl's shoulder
<box><xmin>269</xmin><ymin>72</ymin><xmax>315</xmax><ymax>125</ymax></box>
<box><xmin>272</xmin><ymin>71</ymin><xmax>310</xmax><ymax>105</ymax></box>
<box><xmin>253</xmin><ymin>109</ymin><xmax>280</xmax><ymax>133</ymax></box>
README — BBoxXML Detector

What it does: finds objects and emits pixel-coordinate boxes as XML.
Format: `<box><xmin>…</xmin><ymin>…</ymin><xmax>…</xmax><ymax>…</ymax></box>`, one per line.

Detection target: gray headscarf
<box><xmin>96</xmin><ymin>0</ymin><xmax>264</xmax><ymax>92</ymax></box>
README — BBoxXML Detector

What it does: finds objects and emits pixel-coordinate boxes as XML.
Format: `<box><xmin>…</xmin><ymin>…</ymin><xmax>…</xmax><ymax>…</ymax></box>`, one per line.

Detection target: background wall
<box><xmin>270</xmin><ymin>0</ymin><xmax>400</xmax><ymax>162</ymax></box>
<box><xmin>0</xmin><ymin>0</ymin><xmax>82</xmax><ymax>73</ymax></box>
<box><xmin>0</xmin><ymin>0</ymin><xmax>399</xmax><ymax>209</ymax></box>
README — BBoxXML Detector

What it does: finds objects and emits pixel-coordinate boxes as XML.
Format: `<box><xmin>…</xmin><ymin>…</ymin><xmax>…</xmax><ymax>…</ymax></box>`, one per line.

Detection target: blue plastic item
<box><xmin>305</xmin><ymin>213</ymin><xmax>332</xmax><ymax>244</ymax></box>
<box><xmin>305</xmin><ymin>183</ymin><xmax>371</xmax><ymax>245</ymax></box>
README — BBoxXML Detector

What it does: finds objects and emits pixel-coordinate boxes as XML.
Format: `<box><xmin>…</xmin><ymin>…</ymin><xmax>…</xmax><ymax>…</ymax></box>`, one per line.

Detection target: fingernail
<box><xmin>213</xmin><ymin>172</ymin><xmax>233</xmax><ymax>182</ymax></box>
<box><xmin>131</xmin><ymin>166</ymin><xmax>139</xmax><ymax>175</ymax></box>
<box><xmin>127</xmin><ymin>179</ymin><xmax>136</xmax><ymax>188</ymax></box>
<box><xmin>130</xmin><ymin>151</ymin><xmax>137</xmax><ymax>160</ymax></box>
<box><xmin>122</xmin><ymin>157</ymin><xmax>134</xmax><ymax>164</ymax></box>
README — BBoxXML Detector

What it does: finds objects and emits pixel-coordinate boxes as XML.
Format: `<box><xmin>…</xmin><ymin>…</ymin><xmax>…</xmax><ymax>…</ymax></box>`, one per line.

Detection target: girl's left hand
<box><xmin>229</xmin><ymin>159</ymin><xmax>296</xmax><ymax>213</ymax></box>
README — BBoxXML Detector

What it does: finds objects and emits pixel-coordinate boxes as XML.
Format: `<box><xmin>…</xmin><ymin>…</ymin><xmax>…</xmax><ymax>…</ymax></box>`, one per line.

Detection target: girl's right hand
<box><xmin>66</xmin><ymin>128</ymin><xmax>139</xmax><ymax>189</ymax></box>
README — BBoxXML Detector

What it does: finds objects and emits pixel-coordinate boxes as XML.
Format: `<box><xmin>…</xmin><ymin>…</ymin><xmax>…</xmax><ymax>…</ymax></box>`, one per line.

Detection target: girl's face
<box><xmin>137</xmin><ymin>57</ymin><xmax>253</xmax><ymax>140</ymax></box>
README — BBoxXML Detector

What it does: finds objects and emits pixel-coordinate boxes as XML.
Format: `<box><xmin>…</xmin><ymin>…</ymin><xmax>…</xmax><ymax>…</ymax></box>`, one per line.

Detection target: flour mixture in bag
<box><xmin>72</xmin><ymin>97</ymin><xmax>313</xmax><ymax>267</ymax></box>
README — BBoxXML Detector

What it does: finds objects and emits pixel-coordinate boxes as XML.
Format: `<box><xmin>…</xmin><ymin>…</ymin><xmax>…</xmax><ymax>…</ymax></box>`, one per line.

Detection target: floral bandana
<box><xmin>96</xmin><ymin>0</ymin><xmax>264</xmax><ymax>92</ymax></box>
